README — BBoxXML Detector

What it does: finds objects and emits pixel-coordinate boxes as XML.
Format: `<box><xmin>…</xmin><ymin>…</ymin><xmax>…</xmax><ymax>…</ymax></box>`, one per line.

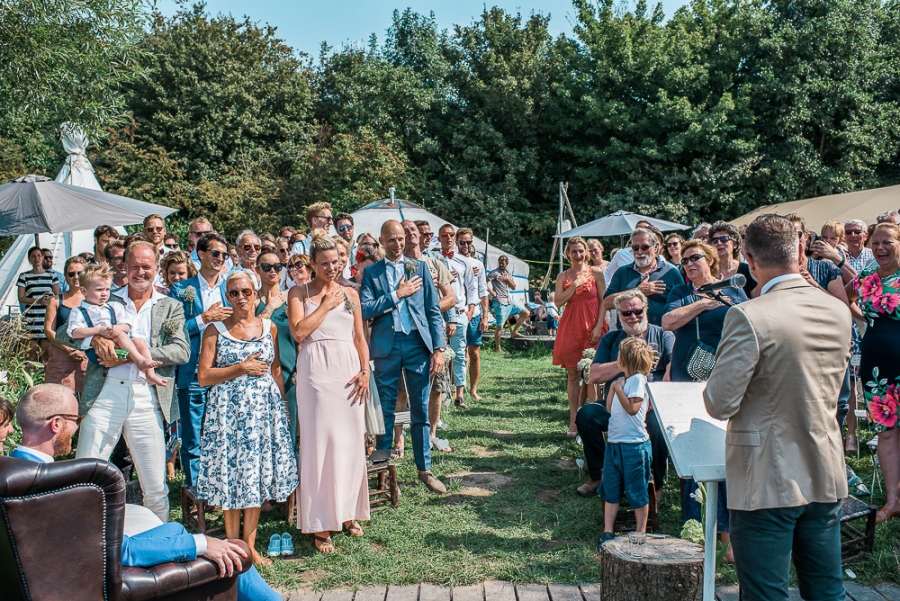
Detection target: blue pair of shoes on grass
<box><xmin>267</xmin><ymin>533</ymin><xmax>294</xmax><ymax>557</ymax></box>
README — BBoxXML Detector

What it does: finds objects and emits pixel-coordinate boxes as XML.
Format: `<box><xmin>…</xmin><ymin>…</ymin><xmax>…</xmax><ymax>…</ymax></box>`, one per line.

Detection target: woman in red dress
<box><xmin>553</xmin><ymin>236</ymin><xmax>607</xmax><ymax>437</ymax></box>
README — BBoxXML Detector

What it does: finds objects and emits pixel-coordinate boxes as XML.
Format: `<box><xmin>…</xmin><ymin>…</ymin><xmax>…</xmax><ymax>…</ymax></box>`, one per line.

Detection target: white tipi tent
<box><xmin>350</xmin><ymin>196</ymin><xmax>530</xmax><ymax>309</ymax></box>
<box><xmin>0</xmin><ymin>124</ymin><xmax>123</xmax><ymax>316</ymax></box>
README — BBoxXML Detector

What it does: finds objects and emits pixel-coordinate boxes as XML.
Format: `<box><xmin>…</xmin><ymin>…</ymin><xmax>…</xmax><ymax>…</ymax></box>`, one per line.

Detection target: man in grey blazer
<box><xmin>361</xmin><ymin>220</ymin><xmax>447</xmax><ymax>493</ymax></box>
<box><xmin>704</xmin><ymin>214</ymin><xmax>850</xmax><ymax>601</ymax></box>
<box><xmin>56</xmin><ymin>241</ymin><xmax>190</xmax><ymax>521</ymax></box>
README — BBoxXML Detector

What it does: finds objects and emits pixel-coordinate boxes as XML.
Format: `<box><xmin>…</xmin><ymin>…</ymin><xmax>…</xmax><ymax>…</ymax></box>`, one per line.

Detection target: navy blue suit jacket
<box><xmin>360</xmin><ymin>258</ymin><xmax>446</xmax><ymax>359</ymax></box>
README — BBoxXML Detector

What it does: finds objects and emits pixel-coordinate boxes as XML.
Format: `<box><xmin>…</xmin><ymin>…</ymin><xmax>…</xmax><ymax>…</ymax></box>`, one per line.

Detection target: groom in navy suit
<box><xmin>361</xmin><ymin>220</ymin><xmax>447</xmax><ymax>493</ymax></box>
<box><xmin>10</xmin><ymin>384</ymin><xmax>279</xmax><ymax>601</ymax></box>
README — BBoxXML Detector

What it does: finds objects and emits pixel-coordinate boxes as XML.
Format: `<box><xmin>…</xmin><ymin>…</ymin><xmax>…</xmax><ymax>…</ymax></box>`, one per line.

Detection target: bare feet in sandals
<box><xmin>342</xmin><ymin>520</ymin><xmax>364</xmax><ymax>537</ymax></box>
<box><xmin>251</xmin><ymin>549</ymin><xmax>273</xmax><ymax>566</ymax></box>
<box><xmin>313</xmin><ymin>533</ymin><xmax>335</xmax><ymax>553</ymax></box>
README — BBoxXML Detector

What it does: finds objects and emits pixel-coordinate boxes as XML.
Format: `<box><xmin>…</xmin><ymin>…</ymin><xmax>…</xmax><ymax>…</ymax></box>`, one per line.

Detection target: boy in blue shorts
<box><xmin>597</xmin><ymin>336</ymin><xmax>654</xmax><ymax>548</ymax></box>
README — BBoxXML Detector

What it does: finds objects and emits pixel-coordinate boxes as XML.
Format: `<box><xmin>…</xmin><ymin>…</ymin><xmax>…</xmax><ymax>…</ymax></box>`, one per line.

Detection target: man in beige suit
<box><xmin>704</xmin><ymin>214</ymin><xmax>850</xmax><ymax>601</ymax></box>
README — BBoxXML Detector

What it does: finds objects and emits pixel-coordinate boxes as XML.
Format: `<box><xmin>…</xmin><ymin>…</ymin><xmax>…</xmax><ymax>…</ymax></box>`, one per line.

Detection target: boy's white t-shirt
<box><xmin>607</xmin><ymin>373</ymin><xmax>650</xmax><ymax>444</ymax></box>
<box><xmin>66</xmin><ymin>301</ymin><xmax>131</xmax><ymax>349</ymax></box>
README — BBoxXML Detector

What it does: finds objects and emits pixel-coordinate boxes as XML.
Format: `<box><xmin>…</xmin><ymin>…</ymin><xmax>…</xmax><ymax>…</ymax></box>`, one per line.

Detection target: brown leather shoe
<box><xmin>576</xmin><ymin>478</ymin><xmax>602</xmax><ymax>497</ymax></box>
<box><xmin>418</xmin><ymin>471</ymin><xmax>447</xmax><ymax>494</ymax></box>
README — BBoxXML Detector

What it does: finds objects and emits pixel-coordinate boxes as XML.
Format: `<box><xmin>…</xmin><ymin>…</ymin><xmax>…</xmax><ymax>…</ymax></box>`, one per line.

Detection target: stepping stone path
<box><xmin>281</xmin><ymin>581</ymin><xmax>900</xmax><ymax>601</ymax></box>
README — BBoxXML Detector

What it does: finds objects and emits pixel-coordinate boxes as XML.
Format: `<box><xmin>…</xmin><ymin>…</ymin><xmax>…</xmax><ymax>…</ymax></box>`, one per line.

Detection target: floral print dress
<box><xmin>197</xmin><ymin>319</ymin><xmax>299</xmax><ymax>509</ymax></box>
<box><xmin>853</xmin><ymin>267</ymin><xmax>900</xmax><ymax>432</ymax></box>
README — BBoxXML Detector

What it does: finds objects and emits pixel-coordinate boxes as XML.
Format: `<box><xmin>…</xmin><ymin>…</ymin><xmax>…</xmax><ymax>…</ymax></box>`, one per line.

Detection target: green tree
<box><xmin>0</xmin><ymin>0</ymin><xmax>148</xmax><ymax>139</ymax></box>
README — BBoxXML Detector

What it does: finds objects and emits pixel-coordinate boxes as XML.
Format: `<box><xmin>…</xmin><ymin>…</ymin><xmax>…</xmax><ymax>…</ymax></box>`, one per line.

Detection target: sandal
<box><xmin>342</xmin><ymin>520</ymin><xmax>364</xmax><ymax>537</ymax></box>
<box><xmin>313</xmin><ymin>533</ymin><xmax>335</xmax><ymax>553</ymax></box>
<box><xmin>875</xmin><ymin>507</ymin><xmax>896</xmax><ymax>525</ymax></box>
<box><xmin>391</xmin><ymin>447</ymin><xmax>404</xmax><ymax>459</ymax></box>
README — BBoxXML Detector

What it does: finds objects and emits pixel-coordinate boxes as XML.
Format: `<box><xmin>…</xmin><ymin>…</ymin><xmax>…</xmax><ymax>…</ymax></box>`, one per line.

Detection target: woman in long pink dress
<box><xmin>287</xmin><ymin>234</ymin><xmax>371</xmax><ymax>553</ymax></box>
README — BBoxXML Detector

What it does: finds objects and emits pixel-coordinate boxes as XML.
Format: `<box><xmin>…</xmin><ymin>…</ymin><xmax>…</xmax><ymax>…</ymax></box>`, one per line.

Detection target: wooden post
<box><xmin>600</xmin><ymin>536</ymin><xmax>703</xmax><ymax>601</ymax></box>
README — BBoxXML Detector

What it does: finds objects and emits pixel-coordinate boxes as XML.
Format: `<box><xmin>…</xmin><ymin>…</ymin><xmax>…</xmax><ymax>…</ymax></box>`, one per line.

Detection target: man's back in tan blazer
<box><xmin>704</xmin><ymin>276</ymin><xmax>850</xmax><ymax>511</ymax></box>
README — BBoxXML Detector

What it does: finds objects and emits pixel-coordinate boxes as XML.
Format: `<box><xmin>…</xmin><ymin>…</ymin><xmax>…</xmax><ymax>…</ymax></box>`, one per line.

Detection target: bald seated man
<box><xmin>10</xmin><ymin>384</ymin><xmax>280</xmax><ymax>601</ymax></box>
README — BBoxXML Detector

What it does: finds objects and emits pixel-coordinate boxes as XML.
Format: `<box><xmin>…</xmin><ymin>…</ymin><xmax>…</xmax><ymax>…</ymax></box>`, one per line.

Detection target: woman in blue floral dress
<box><xmin>847</xmin><ymin>223</ymin><xmax>900</xmax><ymax>524</ymax></box>
<box><xmin>197</xmin><ymin>270</ymin><xmax>298</xmax><ymax>565</ymax></box>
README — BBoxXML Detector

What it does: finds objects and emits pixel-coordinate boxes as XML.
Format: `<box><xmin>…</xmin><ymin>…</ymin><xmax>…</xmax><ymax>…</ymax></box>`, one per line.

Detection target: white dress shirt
<box><xmin>191</xmin><ymin>272</ymin><xmax>225</xmax><ymax>331</ymax></box>
<box><xmin>760</xmin><ymin>273</ymin><xmax>805</xmax><ymax>296</ymax></box>
<box><xmin>463</xmin><ymin>255</ymin><xmax>489</xmax><ymax>318</ymax></box>
<box><xmin>433</xmin><ymin>251</ymin><xmax>477</xmax><ymax>321</ymax></box>
<box><xmin>108</xmin><ymin>287</ymin><xmax>168</xmax><ymax>381</ymax></box>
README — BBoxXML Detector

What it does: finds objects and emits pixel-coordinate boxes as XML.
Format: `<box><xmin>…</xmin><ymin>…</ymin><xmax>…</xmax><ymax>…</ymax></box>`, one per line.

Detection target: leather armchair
<box><xmin>0</xmin><ymin>456</ymin><xmax>251</xmax><ymax>601</ymax></box>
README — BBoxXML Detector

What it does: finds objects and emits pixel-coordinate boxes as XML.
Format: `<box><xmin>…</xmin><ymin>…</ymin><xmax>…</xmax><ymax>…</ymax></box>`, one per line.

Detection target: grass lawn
<box><xmin>167</xmin><ymin>344</ymin><xmax>900</xmax><ymax>591</ymax></box>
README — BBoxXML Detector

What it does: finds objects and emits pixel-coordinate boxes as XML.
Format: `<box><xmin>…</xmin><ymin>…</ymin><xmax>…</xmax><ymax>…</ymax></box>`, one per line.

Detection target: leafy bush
<box><xmin>0</xmin><ymin>316</ymin><xmax>44</xmax><ymax>452</ymax></box>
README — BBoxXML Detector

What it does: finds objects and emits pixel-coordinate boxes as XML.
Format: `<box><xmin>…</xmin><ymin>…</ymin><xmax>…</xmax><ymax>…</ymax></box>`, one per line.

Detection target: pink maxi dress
<box><xmin>295</xmin><ymin>297</ymin><xmax>370</xmax><ymax>533</ymax></box>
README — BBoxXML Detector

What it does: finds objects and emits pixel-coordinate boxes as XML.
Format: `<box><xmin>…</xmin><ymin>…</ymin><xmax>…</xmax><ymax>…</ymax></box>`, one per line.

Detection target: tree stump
<box><xmin>601</xmin><ymin>536</ymin><xmax>703</xmax><ymax>601</ymax></box>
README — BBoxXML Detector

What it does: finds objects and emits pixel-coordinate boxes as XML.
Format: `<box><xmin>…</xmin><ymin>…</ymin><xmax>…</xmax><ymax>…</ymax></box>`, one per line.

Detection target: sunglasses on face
<box><xmin>845</xmin><ymin>230</ymin><xmax>864</xmax><ymax>236</ymax></box>
<box><xmin>167</xmin><ymin>243</ymin><xmax>180</xmax><ymax>249</ymax></box>
<box><xmin>243</xmin><ymin>244</ymin><xmax>261</xmax><ymax>252</ymax></box>
<box><xmin>145</xmin><ymin>226</ymin><xmax>165</xmax><ymax>233</ymax></box>
<box><xmin>458</xmin><ymin>240</ymin><xmax>473</xmax><ymax>246</ymax></box>
<box><xmin>227</xmin><ymin>288</ymin><xmax>254</xmax><ymax>299</ymax></box>
<box><xmin>439</xmin><ymin>233</ymin><xmax>454</xmax><ymax>239</ymax></box>
<box><xmin>288</xmin><ymin>263</ymin><xmax>306</xmax><ymax>272</ymax></box>
<box><xmin>682</xmin><ymin>254</ymin><xmax>706</xmax><ymax>265</ymax></box>
<box><xmin>666</xmin><ymin>241</ymin><xmax>680</xmax><ymax>247</ymax></box>
<box><xmin>421</xmin><ymin>232</ymin><xmax>434</xmax><ymax>238</ymax></box>
<box><xmin>631</xmin><ymin>244</ymin><xmax>653</xmax><ymax>252</ymax></box>
<box><xmin>67</xmin><ymin>271</ymin><xmax>82</xmax><ymax>278</ymax></box>
<box><xmin>337</xmin><ymin>224</ymin><xmax>353</xmax><ymax>233</ymax></box>
<box><xmin>619</xmin><ymin>309</ymin><xmax>644</xmax><ymax>317</ymax></box>
<box><xmin>207</xmin><ymin>249</ymin><xmax>227</xmax><ymax>259</ymax></box>
<box><xmin>45</xmin><ymin>413</ymin><xmax>84</xmax><ymax>425</ymax></box>
<box><xmin>260</xmin><ymin>262</ymin><xmax>284</xmax><ymax>273</ymax></box>
<box><xmin>711</xmin><ymin>235</ymin><xmax>732</xmax><ymax>245</ymax></box>
<box><xmin>191</xmin><ymin>229</ymin><xmax>212</xmax><ymax>237</ymax></box>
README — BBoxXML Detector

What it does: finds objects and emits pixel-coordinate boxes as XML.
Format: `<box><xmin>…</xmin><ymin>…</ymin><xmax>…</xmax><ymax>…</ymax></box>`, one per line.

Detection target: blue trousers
<box><xmin>448</xmin><ymin>314</ymin><xmax>468</xmax><ymax>387</ymax></box>
<box><xmin>374</xmin><ymin>332</ymin><xmax>432</xmax><ymax>472</ymax></box>
<box><xmin>177</xmin><ymin>382</ymin><xmax>209</xmax><ymax>486</ymax></box>
<box><xmin>123</xmin><ymin>523</ymin><xmax>280</xmax><ymax>601</ymax></box>
<box><xmin>730</xmin><ymin>502</ymin><xmax>844</xmax><ymax>601</ymax></box>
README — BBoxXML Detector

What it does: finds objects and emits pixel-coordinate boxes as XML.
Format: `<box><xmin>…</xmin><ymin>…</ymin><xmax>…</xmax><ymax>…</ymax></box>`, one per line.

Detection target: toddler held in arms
<box><xmin>67</xmin><ymin>264</ymin><xmax>166</xmax><ymax>387</ymax></box>
<box><xmin>597</xmin><ymin>336</ymin><xmax>654</xmax><ymax>549</ymax></box>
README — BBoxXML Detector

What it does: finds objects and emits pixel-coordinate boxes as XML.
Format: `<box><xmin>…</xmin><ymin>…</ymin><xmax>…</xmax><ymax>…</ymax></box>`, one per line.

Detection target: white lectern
<box><xmin>648</xmin><ymin>381</ymin><xmax>727</xmax><ymax>601</ymax></box>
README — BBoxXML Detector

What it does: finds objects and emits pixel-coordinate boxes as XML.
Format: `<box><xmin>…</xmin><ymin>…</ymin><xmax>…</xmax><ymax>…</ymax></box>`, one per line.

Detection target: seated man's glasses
<box><xmin>619</xmin><ymin>309</ymin><xmax>644</xmax><ymax>317</ymax></box>
<box><xmin>631</xmin><ymin>244</ymin><xmax>653</xmax><ymax>252</ymax></box>
<box><xmin>45</xmin><ymin>413</ymin><xmax>84</xmax><ymax>425</ymax></box>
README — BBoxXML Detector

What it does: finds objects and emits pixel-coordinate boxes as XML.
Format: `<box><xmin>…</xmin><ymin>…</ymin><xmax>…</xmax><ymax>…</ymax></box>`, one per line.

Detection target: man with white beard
<box><xmin>603</xmin><ymin>227</ymin><xmax>684</xmax><ymax>327</ymax></box>
<box><xmin>574</xmin><ymin>290</ymin><xmax>674</xmax><ymax>497</ymax></box>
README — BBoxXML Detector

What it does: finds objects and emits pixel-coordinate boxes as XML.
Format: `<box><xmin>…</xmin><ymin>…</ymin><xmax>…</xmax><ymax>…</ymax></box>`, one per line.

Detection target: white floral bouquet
<box><xmin>576</xmin><ymin>347</ymin><xmax>596</xmax><ymax>373</ymax></box>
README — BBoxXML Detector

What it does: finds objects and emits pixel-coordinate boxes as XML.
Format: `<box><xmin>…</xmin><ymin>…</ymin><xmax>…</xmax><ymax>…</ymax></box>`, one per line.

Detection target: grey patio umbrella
<box><xmin>553</xmin><ymin>210</ymin><xmax>689</xmax><ymax>238</ymax></box>
<box><xmin>0</xmin><ymin>174</ymin><xmax>177</xmax><ymax>235</ymax></box>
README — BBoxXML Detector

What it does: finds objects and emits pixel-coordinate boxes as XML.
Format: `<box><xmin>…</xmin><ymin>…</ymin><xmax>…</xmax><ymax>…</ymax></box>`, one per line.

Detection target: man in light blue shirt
<box><xmin>10</xmin><ymin>383</ymin><xmax>279</xmax><ymax>600</ymax></box>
